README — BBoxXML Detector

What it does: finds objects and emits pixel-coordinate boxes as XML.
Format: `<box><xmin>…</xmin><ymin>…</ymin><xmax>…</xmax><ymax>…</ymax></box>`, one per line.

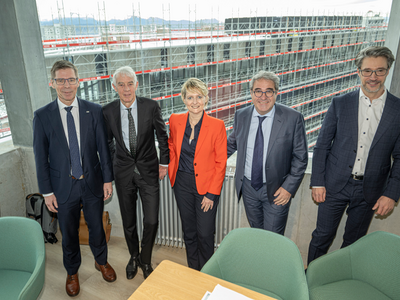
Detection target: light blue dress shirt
<box><xmin>244</xmin><ymin>105</ymin><xmax>275</xmax><ymax>182</ymax></box>
<box><xmin>120</xmin><ymin>99</ymin><xmax>138</xmax><ymax>152</ymax></box>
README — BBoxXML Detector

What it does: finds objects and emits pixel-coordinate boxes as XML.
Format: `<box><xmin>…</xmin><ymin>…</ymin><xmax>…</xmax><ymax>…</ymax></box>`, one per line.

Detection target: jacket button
<box><xmin>194</xmin><ymin>163</ymin><xmax>197</xmax><ymax>166</ymax></box>
<box><xmin>349</xmin><ymin>166</ymin><xmax>353</xmax><ymax>168</ymax></box>
<box><xmin>196</xmin><ymin>174</ymin><xmax>198</xmax><ymax>177</ymax></box>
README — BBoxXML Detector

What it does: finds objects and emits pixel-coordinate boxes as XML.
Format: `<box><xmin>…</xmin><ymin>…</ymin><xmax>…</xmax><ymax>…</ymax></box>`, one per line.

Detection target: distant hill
<box><xmin>40</xmin><ymin>17</ymin><xmax>221</xmax><ymax>28</ymax></box>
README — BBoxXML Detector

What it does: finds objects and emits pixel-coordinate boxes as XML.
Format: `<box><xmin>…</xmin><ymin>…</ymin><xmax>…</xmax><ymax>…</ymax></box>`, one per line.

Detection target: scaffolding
<box><xmin>38</xmin><ymin>4</ymin><xmax>388</xmax><ymax>149</ymax></box>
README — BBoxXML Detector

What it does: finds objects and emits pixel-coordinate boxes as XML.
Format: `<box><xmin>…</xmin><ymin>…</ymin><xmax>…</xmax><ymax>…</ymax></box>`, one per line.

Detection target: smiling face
<box><xmin>358</xmin><ymin>56</ymin><xmax>389</xmax><ymax>100</ymax></box>
<box><xmin>183</xmin><ymin>89</ymin><xmax>207</xmax><ymax>116</ymax></box>
<box><xmin>251</xmin><ymin>78</ymin><xmax>277</xmax><ymax>115</ymax></box>
<box><xmin>51</xmin><ymin>68</ymin><xmax>79</xmax><ymax>106</ymax></box>
<box><xmin>112</xmin><ymin>73</ymin><xmax>139</xmax><ymax>108</ymax></box>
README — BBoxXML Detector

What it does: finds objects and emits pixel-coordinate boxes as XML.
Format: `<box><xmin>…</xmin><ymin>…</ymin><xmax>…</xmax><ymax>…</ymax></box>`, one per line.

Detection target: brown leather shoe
<box><xmin>66</xmin><ymin>273</ymin><xmax>80</xmax><ymax>297</ymax></box>
<box><xmin>95</xmin><ymin>261</ymin><xmax>117</xmax><ymax>282</ymax></box>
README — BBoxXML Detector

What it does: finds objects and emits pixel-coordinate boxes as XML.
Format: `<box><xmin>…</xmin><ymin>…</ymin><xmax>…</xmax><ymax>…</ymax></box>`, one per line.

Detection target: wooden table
<box><xmin>128</xmin><ymin>260</ymin><xmax>276</xmax><ymax>300</ymax></box>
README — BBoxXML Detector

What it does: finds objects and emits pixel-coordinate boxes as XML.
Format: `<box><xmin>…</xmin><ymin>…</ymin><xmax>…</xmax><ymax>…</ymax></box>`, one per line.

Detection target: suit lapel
<box><xmin>267</xmin><ymin>104</ymin><xmax>283</xmax><ymax>157</ymax></box>
<box><xmin>136</xmin><ymin>97</ymin><xmax>144</xmax><ymax>148</ymax></box>
<box><xmin>175</xmin><ymin>112</ymin><xmax>188</xmax><ymax>160</ymax></box>
<box><xmin>195</xmin><ymin>112</ymin><xmax>210</xmax><ymax>153</ymax></box>
<box><xmin>113</xmin><ymin>100</ymin><xmax>125</xmax><ymax>148</ymax></box>
<box><xmin>78</xmin><ymin>98</ymin><xmax>89</xmax><ymax>156</ymax></box>
<box><xmin>240</xmin><ymin>106</ymin><xmax>253</xmax><ymax>156</ymax></box>
<box><xmin>347</xmin><ymin>91</ymin><xmax>359</xmax><ymax>146</ymax></box>
<box><xmin>370</xmin><ymin>92</ymin><xmax>399</xmax><ymax>149</ymax></box>
<box><xmin>48</xmin><ymin>100</ymin><xmax>70</xmax><ymax>160</ymax></box>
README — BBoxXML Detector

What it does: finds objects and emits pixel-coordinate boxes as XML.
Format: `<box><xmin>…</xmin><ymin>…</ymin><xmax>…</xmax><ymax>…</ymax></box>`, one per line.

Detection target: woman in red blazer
<box><xmin>168</xmin><ymin>78</ymin><xmax>227</xmax><ymax>270</ymax></box>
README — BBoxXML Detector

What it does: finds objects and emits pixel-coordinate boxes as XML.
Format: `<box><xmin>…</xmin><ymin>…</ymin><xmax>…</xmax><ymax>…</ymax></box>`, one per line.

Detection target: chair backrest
<box><xmin>201</xmin><ymin>228</ymin><xmax>309</xmax><ymax>300</ymax></box>
<box><xmin>348</xmin><ymin>231</ymin><xmax>400</xmax><ymax>299</ymax></box>
<box><xmin>0</xmin><ymin>216</ymin><xmax>45</xmax><ymax>300</ymax></box>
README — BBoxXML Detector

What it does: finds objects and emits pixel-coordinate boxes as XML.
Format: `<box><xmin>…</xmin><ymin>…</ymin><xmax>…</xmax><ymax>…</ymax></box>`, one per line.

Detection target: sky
<box><xmin>35</xmin><ymin>0</ymin><xmax>393</xmax><ymax>22</ymax></box>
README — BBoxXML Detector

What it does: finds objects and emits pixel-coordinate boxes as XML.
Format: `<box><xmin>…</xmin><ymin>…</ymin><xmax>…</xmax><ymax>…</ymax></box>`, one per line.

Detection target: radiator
<box><xmin>135</xmin><ymin>173</ymin><xmax>242</xmax><ymax>248</ymax></box>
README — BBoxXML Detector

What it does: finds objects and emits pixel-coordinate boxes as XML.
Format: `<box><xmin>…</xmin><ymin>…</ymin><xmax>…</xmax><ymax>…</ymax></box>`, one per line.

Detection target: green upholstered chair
<box><xmin>0</xmin><ymin>216</ymin><xmax>45</xmax><ymax>300</ymax></box>
<box><xmin>201</xmin><ymin>228</ymin><xmax>309</xmax><ymax>300</ymax></box>
<box><xmin>306</xmin><ymin>231</ymin><xmax>400</xmax><ymax>300</ymax></box>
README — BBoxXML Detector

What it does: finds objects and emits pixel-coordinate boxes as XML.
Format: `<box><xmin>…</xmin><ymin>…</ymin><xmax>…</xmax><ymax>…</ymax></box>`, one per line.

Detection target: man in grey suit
<box><xmin>308</xmin><ymin>46</ymin><xmax>400</xmax><ymax>264</ymax></box>
<box><xmin>227</xmin><ymin>71</ymin><xmax>308</xmax><ymax>234</ymax></box>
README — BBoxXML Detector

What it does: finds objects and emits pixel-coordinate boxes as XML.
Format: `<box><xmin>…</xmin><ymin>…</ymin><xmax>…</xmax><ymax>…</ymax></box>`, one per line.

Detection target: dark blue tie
<box><xmin>251</xmin><ymin>116</ymin><xmax>266</xmax><ymax>191</ymax></box>
<box><xmin>65</xmin><ymin>107</ymin><xmax>83</xmax><ymax>179</ymax></box>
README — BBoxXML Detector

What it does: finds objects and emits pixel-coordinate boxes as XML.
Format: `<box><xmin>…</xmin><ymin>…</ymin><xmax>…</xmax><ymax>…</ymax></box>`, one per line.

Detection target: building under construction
<box><xmin>39</xmin><ymin>12</ymin><xmax>387</xmax><ymax>149</ymax></box>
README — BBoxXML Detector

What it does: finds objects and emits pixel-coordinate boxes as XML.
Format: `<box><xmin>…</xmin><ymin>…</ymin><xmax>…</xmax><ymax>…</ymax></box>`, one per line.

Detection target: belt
<box><xmin>351</xmin><ymin>174</ymin><xmax>364</xmax><ymax>181</ymax></box>
<box><xmin>71</xmin><ymin>175</ymin><xmax>84</xmax><ymax>180</ymax></box>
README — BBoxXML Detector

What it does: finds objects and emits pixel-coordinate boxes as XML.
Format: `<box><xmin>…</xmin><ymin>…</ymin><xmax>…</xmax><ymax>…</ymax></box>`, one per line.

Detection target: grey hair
<box><xmin>112</xmin><ymin>66</ymin><xmax>137</xmax><ymax>86</ymax></box>
<box><xmin>355</xmin><ymin>46</ymin><xmax>395</xmax><ymax>69</ymax></box>
<box><xmin>250</xmin><ymin>71</ymin><xmax>280</xmax><ymax>91</ymax></box>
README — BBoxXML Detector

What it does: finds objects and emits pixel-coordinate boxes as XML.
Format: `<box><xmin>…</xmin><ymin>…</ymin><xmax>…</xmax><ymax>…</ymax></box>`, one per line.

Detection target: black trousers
<box><xmin>308</xmin><ymin>177</ymin><xmax>375</xmax><ymax>265</ymax></box>
<box><xmin>115</xmin><ymin>170</ymin><xmax>159</xmax><ymax>264</ymax></box>
<box><xmin>58</xmin><ymin>178</ymin><xmax>107</xmax><ymax>275</ymax></box>
<box><xmin>173</xmin><ymin>171</ymin><xmax>218</xmax><ymax>270</ymax></box>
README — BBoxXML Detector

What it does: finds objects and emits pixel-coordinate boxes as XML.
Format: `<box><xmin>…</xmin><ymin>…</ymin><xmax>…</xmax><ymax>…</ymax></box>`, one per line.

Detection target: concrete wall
<box><xmin>0</xmin><ymin>140</ymin><xmax>38</xmax><ymax>216</ymax></box>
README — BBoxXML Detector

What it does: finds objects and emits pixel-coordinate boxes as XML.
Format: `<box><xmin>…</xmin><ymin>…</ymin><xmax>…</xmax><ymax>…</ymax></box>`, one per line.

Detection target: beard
<box><xmin>362</xmin><ymin>80</ymin><xmax>384</xmax><ymax>94</ymax></box>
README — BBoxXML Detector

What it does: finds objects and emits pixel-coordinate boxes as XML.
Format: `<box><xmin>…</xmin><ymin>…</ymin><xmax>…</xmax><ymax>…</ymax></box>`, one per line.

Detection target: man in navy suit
<box><xmin>308</xmin><ymin>46</ymin><xmax>400</xmax><ymax>265</ymax></box>
<box><xmin>33</xmin><ymin>60</ymin><xmax>116</xmax><ymax>297</ymax></box>
<box><xmin>227</xmin><ymin>71</ymin><xmax>308</xmax><ymax>235</ymax></box>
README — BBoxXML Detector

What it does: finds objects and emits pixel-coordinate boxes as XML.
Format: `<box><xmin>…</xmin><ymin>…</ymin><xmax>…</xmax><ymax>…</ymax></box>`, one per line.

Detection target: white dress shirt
<box><xmin>352</xmin><ymin>88</ymin><xmax>387</xmax><ymax>176</ymax></box>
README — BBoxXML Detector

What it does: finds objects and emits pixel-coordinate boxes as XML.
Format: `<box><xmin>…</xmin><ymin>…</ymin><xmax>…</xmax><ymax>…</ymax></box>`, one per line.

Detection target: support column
<box><xmin>385</xmin><ymin>0</ymin><xmax>400</xmax><ymax>97</ymax></box>
<box><xmin>0</xmin><ymin>0</ymin><xmax>51</xmax><ymax>147</ymax></box>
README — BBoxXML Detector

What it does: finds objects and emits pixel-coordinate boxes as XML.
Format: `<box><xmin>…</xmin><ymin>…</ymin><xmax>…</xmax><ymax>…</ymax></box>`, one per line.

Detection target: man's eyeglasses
<box><xmin>359</xmin><ymin>69</ymin><xmax>388</xmax><ymax>77</ymax></box>
<box><xmin>252</xmin><ymin>89</ymin><xmax>275</xmax><ymax>98</ymax></box>
<box><xmin>53</xmin><ymin>78</ymin><xmax>79</xmax><ymax>85</ymax></box>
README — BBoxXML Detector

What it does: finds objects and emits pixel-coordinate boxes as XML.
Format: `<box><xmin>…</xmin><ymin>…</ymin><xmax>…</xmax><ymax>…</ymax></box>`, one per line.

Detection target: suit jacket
<box><xmin>311</xmin><ymin>89</ymin><xmax>400</xmax><ymax>203</ymax></box>
<box><xmin>168</xmin><ymin>112</ymin><xmax>227</xmax><ymax>195</ymax></box>
<box><xmin>102</xmin><ymin>97</ymin><xmax>169</xmax><ymax>187</ymax></box>
<box><xmin>33</xmin><ymin>98</ymin><xmax>114</xmax><ymax>204</ymax></box>
<box><xmin>227</xmin><ymin>103</ymin><xmax>308</xmax><ymax>201</ymax></box>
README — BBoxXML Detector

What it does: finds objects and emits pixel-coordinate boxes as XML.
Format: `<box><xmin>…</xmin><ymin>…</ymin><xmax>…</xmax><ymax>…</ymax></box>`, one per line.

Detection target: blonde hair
<box><xmin>181</xmin><ymin>78</ymin><xmax>209</xmax><ymax>106</ymax></box>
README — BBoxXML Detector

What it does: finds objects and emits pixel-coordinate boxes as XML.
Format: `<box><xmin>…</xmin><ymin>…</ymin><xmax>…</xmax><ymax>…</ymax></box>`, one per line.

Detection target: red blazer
<box><xmin>168</xmin><ymin>112</ymin><xmax>227</xmax><ymax>195</ymax></box>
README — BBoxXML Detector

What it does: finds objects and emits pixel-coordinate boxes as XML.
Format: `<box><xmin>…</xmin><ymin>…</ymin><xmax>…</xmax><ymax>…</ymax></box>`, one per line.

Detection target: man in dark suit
<box><xmin>227</xmin><ymin>71</ymin><xmax>308</xmax><ymax>234</ymax></box>
<box><xmin>103</xmin><ymin>66</ymin><xmax>169</xmax><ymax>279</ymax></box>
<box><xmin>33</xmin><ymin>60</ymin><xmax>116</xmax><ymax>297</ymax></box>
<box><xmin>308</xmin><ymin>46</ymin><xmax>400</xmax><ymax>264</ymax></box>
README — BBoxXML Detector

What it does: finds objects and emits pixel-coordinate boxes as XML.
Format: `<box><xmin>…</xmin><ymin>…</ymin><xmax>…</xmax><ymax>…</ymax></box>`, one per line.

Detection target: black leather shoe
<box><xmin>138</xmin><ymin>256</ymin><xmax>153</xmax><ymax>279</ymax></box>
<box><xmin>126</xmin><ymin>256</ymin><xmax>138</xmax><ymax>280</ymax></box>
<box><xmin>44</xmin><ymin>232</ymin><xmax>58</xmax><ymax>244</ymax></box>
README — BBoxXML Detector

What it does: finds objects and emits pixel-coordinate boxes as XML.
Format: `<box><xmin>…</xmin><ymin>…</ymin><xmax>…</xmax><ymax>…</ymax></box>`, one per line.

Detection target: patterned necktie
<box><xmin>65</xmin><ymin>107</ymin><xmax>83</xmax><ymax>179</ymax></box>
<box><xmin>251</xmin><ymin>116</ymin><xmax>266</xmax><ymax>191</ymax></box>
<box><xmin>127</xmin><ymin>108</ymin><xmax>137</xmax><ymax>158</ymax></box>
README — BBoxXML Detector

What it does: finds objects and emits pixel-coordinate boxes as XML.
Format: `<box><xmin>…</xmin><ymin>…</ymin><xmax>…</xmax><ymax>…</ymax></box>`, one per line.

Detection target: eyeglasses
<box><xmin>53</xmin><ymin>78</ymin><xmax>79</xmax><ymax>85</ymax></box>
<box><xmin>359</xmin><ymin>69</ymin><xmax>388</xmax><ymax>77</ymax></box>
<box><xmin>252</xmin><ymin>89</ymin><xmax>276</xmax><ymax>98</ymax></box>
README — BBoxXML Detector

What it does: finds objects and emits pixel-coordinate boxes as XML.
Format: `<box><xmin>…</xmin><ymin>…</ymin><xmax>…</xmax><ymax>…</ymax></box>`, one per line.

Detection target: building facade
<box><xmin>40</xmin><ymin>14</ymin><xmax>387</xmax><ymax>150</ymax></box>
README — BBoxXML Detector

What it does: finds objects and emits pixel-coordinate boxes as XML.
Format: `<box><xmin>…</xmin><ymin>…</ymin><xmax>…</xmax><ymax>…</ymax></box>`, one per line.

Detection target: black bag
<box><xmin>26</xmin><ymin>193</ymin><xmax>58</xmax><ymax>244</ymax></box>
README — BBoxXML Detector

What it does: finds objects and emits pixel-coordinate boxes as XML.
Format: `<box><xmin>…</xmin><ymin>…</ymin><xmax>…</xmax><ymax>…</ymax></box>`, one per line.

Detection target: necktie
<box><xmin>65</xmin><ymin>107</ymin><xmax>83</xmax><ymax>179</ymax></box>
<box><xmin>127</xmin><ymin>108</ymin><xmax>137</xmax><ymax>158</ymax></box>
<box><xmin>251</xmin><ymin>116</ymin><xmax>266</xmax><ymax>191</ymax></box>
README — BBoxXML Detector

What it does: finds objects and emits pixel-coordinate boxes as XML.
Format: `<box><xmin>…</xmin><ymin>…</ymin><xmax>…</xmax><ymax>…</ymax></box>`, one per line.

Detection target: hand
<box><xmin>103</xmin><ymin>182</ymin><xmax>113</xmax><ymax>201</ymax></box>
<box><xmin>372</xmin><ymin>196</ymin><xmax>395</xmax><ymax>216</ymax></box>
<box><xmin>312</xmin><ymin>187</ymin><xmax>326</xmax><ymax>203</ymax></box>
<box><xmin>273</xmin><ymin>187</ymin><xmax>291</xmax><ymax>206</ymax></box>
<box><xmin>45</xmin><ymin>194</ymin><xmax>58</xmax><ymax>213</ymax></box>
<box><xmin>201</xmin><ymin>196</ymin><xmax>214</xmax><ymax>212</ymax></box>
<box><xmin>159</xmin><ymin>165</ymin><xmax>168</xmax><ymax>180</ymax></box>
